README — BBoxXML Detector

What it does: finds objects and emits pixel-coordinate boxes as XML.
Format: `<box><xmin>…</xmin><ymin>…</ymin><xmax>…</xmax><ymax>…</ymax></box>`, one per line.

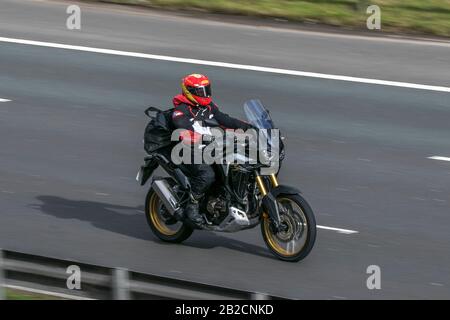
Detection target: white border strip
<box><xmin>0</xmin><ymin>98</ymin><xmax>11</xmax><ymax>102</ymax></box>
<box><xmin>1</xmin><ymin>36</ymin><xmax>449</xmax><ymax>93</ymax></box>
<box><xmin>428</xmin><ymin>156</ymin><xmax>450</xmax><ymax>162</ymax></box>
<box><xmin>5</xmin><ymin>284</ymin><xmax>94</xmax><ymax>300</ymax></box>
<box><xmin>317</xmin><ymin>225</ymin><xmax>358</xmax><ymax>235</ymax></box>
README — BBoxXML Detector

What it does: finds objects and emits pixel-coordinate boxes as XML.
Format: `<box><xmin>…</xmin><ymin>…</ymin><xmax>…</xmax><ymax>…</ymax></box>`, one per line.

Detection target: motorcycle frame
<box><xmin>139</xmin><ymin>151</ymin><xmax>301</xmax><ymax>233</ymax></box>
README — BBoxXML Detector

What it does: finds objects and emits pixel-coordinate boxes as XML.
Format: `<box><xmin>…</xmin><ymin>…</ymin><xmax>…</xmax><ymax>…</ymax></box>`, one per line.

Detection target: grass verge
<box><xmin>88</xmin><ymin>0</ymin><xmax>450</xmax><ymax>37</ymax></box>
<box><xmin>6</xmin><ymin>288</ymin><xmax>66</xmax><ymax>300</ymax></box>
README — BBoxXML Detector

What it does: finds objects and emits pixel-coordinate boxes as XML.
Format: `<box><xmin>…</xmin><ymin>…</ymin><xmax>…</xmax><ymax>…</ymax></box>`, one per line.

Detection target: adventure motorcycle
<box><xmin>137</xmin><ymin>100</ymin><xmax>316</xmax><ymax>262</ymax></box>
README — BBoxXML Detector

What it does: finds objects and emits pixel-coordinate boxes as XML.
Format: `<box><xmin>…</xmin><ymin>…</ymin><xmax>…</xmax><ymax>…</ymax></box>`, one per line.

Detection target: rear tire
<box><xmin>261</xmin><ymin>194</ymin><xmax>316</xmax><ymax>262</ymax></box>
<box><xmin>145</xmin><ymin>188</ymin><xmax>193</xmax><ymax>243</ymax></box>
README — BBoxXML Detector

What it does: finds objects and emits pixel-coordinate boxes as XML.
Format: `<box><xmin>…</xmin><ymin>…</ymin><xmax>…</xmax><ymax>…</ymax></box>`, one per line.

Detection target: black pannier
<box><xmin>143</xmin><ymin>106</ymin><xmax>174</xmax><ymax>154</ymax></box>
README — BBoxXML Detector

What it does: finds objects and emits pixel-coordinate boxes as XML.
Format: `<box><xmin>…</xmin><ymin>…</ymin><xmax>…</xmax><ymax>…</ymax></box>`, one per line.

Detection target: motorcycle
<box><xmin>137</xmin><ymin>100</ymin><xmax>316</xmax><ymax>262</ymax></box>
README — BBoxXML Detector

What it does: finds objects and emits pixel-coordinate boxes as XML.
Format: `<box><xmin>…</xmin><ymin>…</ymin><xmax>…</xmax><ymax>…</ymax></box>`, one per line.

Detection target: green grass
<box><xmin>91</xmin><ymin>0</ymin><xmax>450</xmax><ymax>37</ymax></box>
<box><xmin>6</xmin><ymin>288</ymin><xmax>66</xmax><ymax>300</ymax></box>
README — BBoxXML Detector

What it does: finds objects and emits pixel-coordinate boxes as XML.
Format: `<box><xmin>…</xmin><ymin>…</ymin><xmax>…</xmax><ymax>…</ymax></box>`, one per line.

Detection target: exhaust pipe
<box><xmin>151</xmin><ymin>179</ymin><xmax>180</xmax><ymax>214</ymax></box>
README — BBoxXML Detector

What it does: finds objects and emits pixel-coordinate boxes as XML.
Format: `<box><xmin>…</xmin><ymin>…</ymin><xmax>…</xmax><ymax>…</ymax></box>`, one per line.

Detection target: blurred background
<box><xmin>94</xmin><ymin>0</ymin><xmax>450</xmax><ymax>37</ymax></box>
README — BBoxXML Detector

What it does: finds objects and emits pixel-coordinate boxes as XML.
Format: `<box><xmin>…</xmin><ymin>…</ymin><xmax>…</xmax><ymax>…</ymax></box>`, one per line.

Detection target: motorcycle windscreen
<box><xmin>243</xmin><ymin>100</ymin><xmax>280</xmax><ymax>164</ymax></box>
<box><xmin>243</xmin><ymin>99</ymin><xmax>274</xmax><ymax>130</ymax></box>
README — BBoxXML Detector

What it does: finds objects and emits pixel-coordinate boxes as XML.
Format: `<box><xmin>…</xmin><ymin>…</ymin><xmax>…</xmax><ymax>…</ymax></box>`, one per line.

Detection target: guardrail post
<box><xmin>0</xmin><ymin>250</ymin><xmax>5</xmax><ymax>300</ymax></box>
<box><xmin>251</xmin><ymin>292</ymin><xmax>270</xmax><ymax>300</ymax></box>
<box><xmin>112</xmin><ymin>268</ymin><xmax>130</xmax><ymax>300</ymax></box>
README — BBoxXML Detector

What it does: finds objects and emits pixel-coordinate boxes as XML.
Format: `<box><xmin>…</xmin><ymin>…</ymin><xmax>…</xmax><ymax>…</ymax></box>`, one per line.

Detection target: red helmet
<box><xmin>181</xmin><ymin>74</ymin><xmax>212</xmax><ymax>106</ymax></box>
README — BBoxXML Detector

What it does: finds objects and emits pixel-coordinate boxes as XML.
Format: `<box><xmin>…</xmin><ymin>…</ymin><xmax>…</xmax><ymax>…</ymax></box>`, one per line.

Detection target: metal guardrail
<box><xmin>0</xmin><ymin>249</ymin><xmax>286</xmax><ymax>300</ymax></box>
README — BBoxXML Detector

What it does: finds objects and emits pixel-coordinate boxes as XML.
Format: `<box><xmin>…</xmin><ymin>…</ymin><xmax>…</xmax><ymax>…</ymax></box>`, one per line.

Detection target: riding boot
<box><xmin>184</xmin><ymin>194</ymin><xmax>204</xmax><ymax>227</ymax></box>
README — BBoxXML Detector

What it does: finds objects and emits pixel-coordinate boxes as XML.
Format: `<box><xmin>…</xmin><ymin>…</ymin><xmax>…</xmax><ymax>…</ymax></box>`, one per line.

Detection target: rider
<box><xmin>171</xmin><ymin>73</ymin><xmax>253</xmax><ymax>226</ymax></box>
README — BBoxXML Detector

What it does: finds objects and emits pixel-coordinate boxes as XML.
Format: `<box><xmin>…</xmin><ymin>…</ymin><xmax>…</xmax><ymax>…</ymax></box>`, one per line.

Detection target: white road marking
<box><xmin>0</xmin><ymin>36</ymin><xmax>449</xmax><ymax>93</ymax></box>
<box><xmin>317</xmin><ymin>225</ymin><xmax>359</xmax><ymax>235</ymax></box>
<box><xmin>430</xmin><ymin>282</ymin><xmax>444</xmax><ymax>287</ymax></box>
<box><xmin>0</xmin><ymin>98</ymin><xmax>11</xmax><ymax>102</ymax></box>
<box><xmin>266</xmin><ymin>28</ymin><xmax>450</xmax><ymax>48</ymax></box>
<box><xmin>4</xmin><ymin>284</ymin><xmax>94</xmax><ymax>300</ymax></box>
<box><xmin>428</xmin><ymin>156</ymin><xmax>450</xmax><ymax>162</ymax></box>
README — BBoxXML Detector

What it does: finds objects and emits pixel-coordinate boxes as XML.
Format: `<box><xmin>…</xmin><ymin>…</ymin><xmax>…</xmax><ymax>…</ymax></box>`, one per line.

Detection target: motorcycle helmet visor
<box><xmin>187</xmin><ymin>85</ymin><xmax>212</xmax><ymax>98</ymax></box>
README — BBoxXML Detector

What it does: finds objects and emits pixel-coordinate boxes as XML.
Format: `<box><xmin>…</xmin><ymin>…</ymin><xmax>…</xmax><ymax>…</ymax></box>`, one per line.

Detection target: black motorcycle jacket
<box><xmin>171</xmin><ymin>94</ymin><xmax>253</xmax><ymax>133</ymax></box>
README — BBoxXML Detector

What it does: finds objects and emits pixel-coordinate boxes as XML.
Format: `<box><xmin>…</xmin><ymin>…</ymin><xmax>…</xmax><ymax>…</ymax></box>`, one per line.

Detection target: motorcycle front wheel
<box><xmin>261</xmin><ymin>194</ymin><xmax>316</xmax><ymax>262</ymax></box>
<box><xmin>145</xmin><ymin>189</ymin><xmax>193</xmax><ymax>243</ymax></box>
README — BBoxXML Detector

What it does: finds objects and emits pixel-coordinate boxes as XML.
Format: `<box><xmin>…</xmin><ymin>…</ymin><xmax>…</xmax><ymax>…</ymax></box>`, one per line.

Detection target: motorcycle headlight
<box><xmin>260</xmin><ymin>149</ymin><xmax>273</xmax><ymax>163</ymax></box>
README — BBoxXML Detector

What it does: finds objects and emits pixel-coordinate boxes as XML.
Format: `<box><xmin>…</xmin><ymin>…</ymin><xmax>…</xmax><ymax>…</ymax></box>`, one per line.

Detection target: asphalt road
<box><xmin>0</xmin><ymin>0</ymin><xmax>450</xmax><ymax>299</ymax></box>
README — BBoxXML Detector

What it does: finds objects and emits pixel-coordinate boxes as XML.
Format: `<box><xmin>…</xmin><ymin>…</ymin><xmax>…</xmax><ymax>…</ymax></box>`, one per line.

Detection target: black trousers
<box><xmin>178</xmin><ymin>164</ymin><xmax>215</xmax><ymax>196</ymax></box>
<box><xmin>158</xmin><ymin>145</ymin><xmax>215</xmax><ymax>196</ymax></box>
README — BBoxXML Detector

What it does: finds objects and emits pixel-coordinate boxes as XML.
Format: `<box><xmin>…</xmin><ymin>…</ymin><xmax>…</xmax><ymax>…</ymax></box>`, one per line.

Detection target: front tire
<box><xmin>261</xmin><ymin>194</ymin><xmax>316</xmax><ymax>262</ymax></box>
<box><xmin>145</xmin><ymin>188</ymin><xmax>193</xmax><ymax>243</ymax></box>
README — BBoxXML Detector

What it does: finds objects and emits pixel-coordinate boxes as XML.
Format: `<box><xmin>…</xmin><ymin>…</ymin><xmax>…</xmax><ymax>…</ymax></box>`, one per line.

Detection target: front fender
<box><xmin>261</xmin><ymin>185</ymin><xmax>301</xmax><ymax>230</ymax></box>
<box><xmin>270</xmin><ymin>185</ymin><xmax>301</xmax><ymax>197</ymax></box>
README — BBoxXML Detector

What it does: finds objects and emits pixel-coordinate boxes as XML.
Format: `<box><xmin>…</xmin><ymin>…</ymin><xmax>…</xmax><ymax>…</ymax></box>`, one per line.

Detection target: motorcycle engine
<box><xmin>206</xmin><ymin>196</ymin><xmax>227</xmax><ymax>219</ymax></box>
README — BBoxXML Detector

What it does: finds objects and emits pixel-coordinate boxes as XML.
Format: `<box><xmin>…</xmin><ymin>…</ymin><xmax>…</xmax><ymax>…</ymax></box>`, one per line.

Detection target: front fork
<box><xmin>255</xmin><ymin>174</ymin><xmax>278</xmax><ymax>196</ymax></box>
<box><xmin>256</xmin><ymin>174</ymin><xmax>282</xmax><ymax>231</ymax></box>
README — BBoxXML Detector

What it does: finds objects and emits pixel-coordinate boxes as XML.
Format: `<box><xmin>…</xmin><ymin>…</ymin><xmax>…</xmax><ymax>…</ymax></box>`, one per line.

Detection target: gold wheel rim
<box><xmin>263</xmin><ymin>198</ymin><xmax>307</xmax><ymax>257</ymax></box>
<box><xmin>148</xmin><ymin>192</ymin><xmax>179</xmax><ymax>236</ymax></box>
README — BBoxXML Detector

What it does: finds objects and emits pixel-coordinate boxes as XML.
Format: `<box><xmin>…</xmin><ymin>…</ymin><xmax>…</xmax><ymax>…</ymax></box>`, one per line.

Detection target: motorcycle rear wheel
<box><xmin>145</xmin><ymin>189</ymin><xmax>193</xmax><ymax>243</ymax></box>
<box><xmin>261</xmin><ymin>194</ymin><xmax>316</xmax><ymax>262</ymax></box>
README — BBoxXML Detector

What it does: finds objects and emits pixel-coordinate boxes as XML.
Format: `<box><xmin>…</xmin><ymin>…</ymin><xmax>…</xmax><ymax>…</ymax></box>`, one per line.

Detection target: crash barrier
<box><xmin>0</xmin><ymin>249</ymin><xmax>286</xmax><ymax>300</ymax></box>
